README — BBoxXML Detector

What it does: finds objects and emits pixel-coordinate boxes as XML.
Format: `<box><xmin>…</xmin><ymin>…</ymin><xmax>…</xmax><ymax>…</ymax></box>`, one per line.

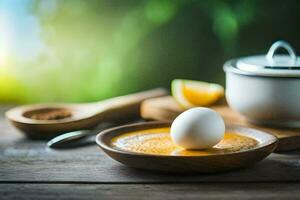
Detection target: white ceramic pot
<box><xmin>224</xmin><ymin>41</ymin><xmax>300</xmax><ymax>128</ymax></box>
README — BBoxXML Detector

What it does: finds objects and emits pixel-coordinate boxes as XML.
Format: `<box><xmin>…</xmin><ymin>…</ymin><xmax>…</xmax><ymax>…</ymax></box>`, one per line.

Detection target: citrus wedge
<box><xmin>171</xmin><ymin>79</ymin><xmax>224</xmax><ymax>109</ymax></box>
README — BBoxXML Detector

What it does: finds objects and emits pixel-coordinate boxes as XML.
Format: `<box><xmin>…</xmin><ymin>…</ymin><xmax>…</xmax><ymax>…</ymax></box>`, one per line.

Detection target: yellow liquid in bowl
<box><xmin>111</xmin><ymin>128</ymin><xmax>258</xmax><ymax>156</ymax></box>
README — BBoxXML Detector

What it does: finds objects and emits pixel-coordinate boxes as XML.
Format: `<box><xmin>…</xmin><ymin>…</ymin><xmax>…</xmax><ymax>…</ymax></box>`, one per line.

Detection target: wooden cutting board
<box><xmin>140</xmin><ymin>96</ymin><xmax>300</xmax><ymax>152</ymax></box>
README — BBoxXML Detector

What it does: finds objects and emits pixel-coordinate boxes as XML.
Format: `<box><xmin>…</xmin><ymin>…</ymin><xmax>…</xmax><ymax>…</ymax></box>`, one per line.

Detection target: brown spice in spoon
<box><xmin>26</xmin><ymin>108</ymin><xmax>72</xmax><ymax>120</ymax></box>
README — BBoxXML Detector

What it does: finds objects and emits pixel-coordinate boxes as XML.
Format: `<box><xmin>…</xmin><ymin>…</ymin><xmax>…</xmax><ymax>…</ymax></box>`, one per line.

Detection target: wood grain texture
<box><xmin>140</xmin><ymin>96</ymin><xmax>300</xmax><ymax>152</ymax></box>
<box><xmin>1</xmin><ymin>112</ymin><xmax>300</xmax><ymax>183</ymax></box>
<box><xmin>1</xmin><ymin>183</ymin><xmax>300</xmax><ymax>200</ymax></box>
<box><xmin>1</xmin><ymin>106</ymin><xmax>300</xmax><ymax>182</ymax></box>
<box><xmin>1</xmin><ymin>105</ymin><xmax>300</xmax><ymax>199</ymax></box>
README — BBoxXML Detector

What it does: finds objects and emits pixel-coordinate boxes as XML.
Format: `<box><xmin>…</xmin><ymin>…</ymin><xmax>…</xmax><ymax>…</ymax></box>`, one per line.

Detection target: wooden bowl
<box><xmin>96</xmin><ymin>121</ymin><xmax>278</xmax><ymax>173</ymax></box>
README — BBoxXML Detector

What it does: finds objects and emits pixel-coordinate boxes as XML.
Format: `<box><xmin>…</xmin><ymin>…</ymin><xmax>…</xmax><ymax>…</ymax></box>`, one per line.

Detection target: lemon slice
<box><xmin>171</xmin><ymin>79</ymin><xmax>224</xmax><ymax>109</ymax></box>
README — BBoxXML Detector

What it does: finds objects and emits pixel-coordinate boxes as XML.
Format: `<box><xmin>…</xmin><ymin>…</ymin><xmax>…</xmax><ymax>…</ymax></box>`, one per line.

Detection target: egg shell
<box><xmin>170</xmin><ymin>107</ymin><xmax>225</xmax><ymax>149</ymax></box>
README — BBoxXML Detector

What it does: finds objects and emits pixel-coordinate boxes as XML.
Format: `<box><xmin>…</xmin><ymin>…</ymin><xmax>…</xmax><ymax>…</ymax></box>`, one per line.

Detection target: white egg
<box><xmin>170</xmin><ymin>107</ymin><xmax>225</xmax><ymax>149</ymax></box>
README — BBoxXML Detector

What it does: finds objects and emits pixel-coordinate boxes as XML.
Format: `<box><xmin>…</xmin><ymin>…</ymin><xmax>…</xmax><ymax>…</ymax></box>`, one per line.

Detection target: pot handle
<box><xmin>266</xmin><ymin>40</ymin><xmax>297</xmax><ymax>65</ymax></box>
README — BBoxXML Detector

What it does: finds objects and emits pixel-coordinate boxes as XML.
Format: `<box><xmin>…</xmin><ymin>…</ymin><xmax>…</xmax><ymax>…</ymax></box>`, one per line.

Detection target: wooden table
<box><xmin>1</xmin><ymin>105</ymin><xmax>300</xmax><ymax>200</ymax></box>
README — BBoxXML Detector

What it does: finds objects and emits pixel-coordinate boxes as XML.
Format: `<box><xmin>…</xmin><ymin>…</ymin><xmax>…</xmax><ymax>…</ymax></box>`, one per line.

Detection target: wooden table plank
<box><xmin>1</xmin><ymin>183</ymin><xmax>300</xmax><ymax>200</ymax></box>
<box><xmin>1</xmin><ymin>106</ymin><xmax>300</xmax><ymax>183</ymax></box>
<box><xmin>1</xmin><ymin>129</ymin><xmax>300</xmax><ymax>183</ymax></box>
<box><xmin>1</xmin><ymin>147</ymin><xmax>300</xmax><ymax>183</ymax></box>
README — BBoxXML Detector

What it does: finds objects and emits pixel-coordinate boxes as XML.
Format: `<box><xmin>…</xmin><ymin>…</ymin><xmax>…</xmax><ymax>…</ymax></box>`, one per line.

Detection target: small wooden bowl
<box><xmin>96</xmin><ymin>121</ymin><xmax>278</xmax><ymax>173</ymax></box>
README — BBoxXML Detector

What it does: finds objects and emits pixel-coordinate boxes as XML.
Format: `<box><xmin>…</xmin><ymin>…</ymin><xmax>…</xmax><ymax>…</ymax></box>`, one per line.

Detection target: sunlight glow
<box><xmin>0</xmin><ymin>12</ymin><xmax>12</xmax><ymax>67</ymax></box>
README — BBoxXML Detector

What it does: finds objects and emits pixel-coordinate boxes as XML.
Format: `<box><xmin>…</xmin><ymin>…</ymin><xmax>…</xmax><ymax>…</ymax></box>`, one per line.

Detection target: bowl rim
<box><xmin>95</xmin><ymin>121</ymin><xmax>278</xmax><ymax>158</ymax></box>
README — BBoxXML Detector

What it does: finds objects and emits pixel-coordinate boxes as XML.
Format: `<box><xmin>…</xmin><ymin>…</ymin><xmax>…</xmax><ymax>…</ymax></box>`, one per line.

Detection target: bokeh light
<box><xmin>0</xmin><ymin>0</ymin><xmax>299</xmax><ymax>103</ymax></box>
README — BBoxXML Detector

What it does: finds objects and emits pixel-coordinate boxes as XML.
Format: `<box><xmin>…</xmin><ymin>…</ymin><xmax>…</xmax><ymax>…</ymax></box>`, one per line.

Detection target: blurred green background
<box><xmin>1</xmin><ymin>0</ymin><xmax>300</xmax><ymax>103</ymax></box>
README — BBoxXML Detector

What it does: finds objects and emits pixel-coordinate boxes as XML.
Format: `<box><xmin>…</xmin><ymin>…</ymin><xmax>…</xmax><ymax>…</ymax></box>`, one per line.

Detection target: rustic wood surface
<box><xmin>1</xmin><ymin>183</ymin><xmax>300</xmax><ymax>200</ymax></box>
<box><xmin>140</xmin><ymin>96</ymin><xmax>300</xmax><ymax>152</ymax></box>
<box><xmin>1</xmin><ymin>105</ymin><xmax>300</xmax><ymax>199</ymax></box>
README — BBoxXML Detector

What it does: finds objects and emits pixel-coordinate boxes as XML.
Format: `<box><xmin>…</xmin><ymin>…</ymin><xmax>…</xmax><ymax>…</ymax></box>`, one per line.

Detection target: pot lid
<box><xmin>234</xmin><ymin>40</ymin><xmax>300</xmax><ymax>77</ymax></box>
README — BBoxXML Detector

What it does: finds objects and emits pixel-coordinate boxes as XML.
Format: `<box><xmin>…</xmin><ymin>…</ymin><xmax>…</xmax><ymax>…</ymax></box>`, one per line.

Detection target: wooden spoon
<box><xmin>6</xmin><ymin>88</ymin><xmax>167</xmax><ymax>139</ymax></box>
